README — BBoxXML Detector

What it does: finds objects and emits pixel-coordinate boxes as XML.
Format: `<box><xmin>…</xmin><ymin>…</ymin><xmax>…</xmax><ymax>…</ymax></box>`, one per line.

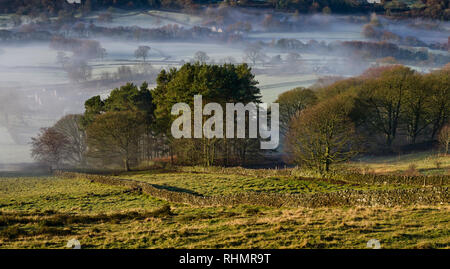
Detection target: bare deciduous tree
<box><xmin>53</xmin><ymin>114</ymin><xmax>87</xmax><ymax>167</ymax></box>
<box><xmin>285</xmin><ymin>96</ymin><xmax>360</xmax><ymax>173</ymax></box>
<box><xmin>31</xmin><ymin>127</ymin><xmax>69</xmax><ymax>171</ymax></box>
<box><xmin>134</xmin><ymin>45</ymin><xmax>151</xmax><ymax>62</ymax></box>
<box><xmin>286</xmin><ymin>52</ymin><xmax>301</xmax><ymax>65</ymax></box>
<box><xmin>243</xmin><ymin>44</ymin><xmax>265</xmax><ymax>66</ymax></box>
<box><xmin>64</xmin><ymin>59</ymin><xmax>92</xmax><ymax>82</ymax></box>
<box><xmin>194</xmin><ymin>51</ymin><xmax>209</xmax><ymax>63</ymax></box>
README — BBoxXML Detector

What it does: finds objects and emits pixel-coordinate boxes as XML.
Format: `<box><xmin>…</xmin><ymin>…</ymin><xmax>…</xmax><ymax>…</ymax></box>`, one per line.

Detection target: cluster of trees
<box><xmin>187</xmin><ymin>49</ymin><xmax>302</xmax><ymax>70</ymax></box>
<box><xmin>31</xmin><ymin>63</ymin><xmax>449</xmax><ymax>172</ymax></box>
<box><xmin>265</xmin><ymin>0</ymin><xmax>378</xmax><ymax>14</ymax></box>
<box><xmin>81</xmin><ymin>82</ymin><xmax>156</xmax><ymax>171</ymax></box>
<box><xmin>0</xmin><ymin>29</ymin><xmax>52</xmax><ymax>42</ymax></box>
<box><xmin>152</xmin><ymin>63</ymin><xmax>263</xmax><ymax>166</ymax></box>
<box><xmin>202</xmin><ymin>3</ymin><xmax>374</xmax><ymax>33</ymax></box>
<box><xmin>0</xmin><ymin>0</ymin><xmax>75</xmax><ymax>16</ymax></box>
<box><xmin>99</xmin><ymin>63</ymin><xmax>159</xmax><ymax>83</ymax></box>
<box><xmin>51</xmin><ymin>37</ymin><xmax>106</xmax><ymax>83</ymax></box>
<box><xmin>49</xmin><ymin>37</ymin><xmax>156</xmax><ymax>84</ymax></box>
<box><xmin>361</xmin><ymin>14</ymin><xmax>447</xmax><ymax>51</ymax></box>
<box><xmin>355</xmin><ymin>65</ymin><xmax>449</xmax><ymax>147</ymax></box>
<box><xmin>31</xmin><ymin>82</ymin><xmax>155</xmax><ymax>171</ymax></box>
<box><xmin>87</xmin><ymin>23</ymin><xmax>237</xmax><ymax>42</ymax></box>
<box><xmin>50</xmin><ymin>36</ymin><xmax>107</xmax><ymax>60</ymax></box>
<box><xmin>31</xmin><ymin>63</ymin><xmax>265</xmax><ymax>170</ymax></box>
<box><xmin>389</xmin><ymin>0</ymin><xmax>450</xmax><ymax>20</ymax></box>
<box><xmin>1</xmin><ymin>24</ymin><xmax>228</xmax><ymax>45</ymax></box>
<box><xmin>54</xmin><ymin>43</ymin><xmax>159</xmax><ymax>83</ymax></box>
<box><xmin>61</xmin><ymin>58</ymin><xmax>93</xmax><ymax>82</ymax></box>
<box><xmin>339</xmin><ymin>41</ymin><xmax>430</xmax><ymax>62</ymax></box>
<box><xmin>271</xmin><ymin>38</ymin><xmax>449</xmax><ymax>66</ymax></box>
<box><xmin>52</xmin><ymin>41</ymin><xmax>161</xmax><ymax>83</ymax></box>
<box><xmin>2</xmin><ymin>0</ymin><xmax>448</xmax><ymax>21</ymax></box>
<box><xmin>285</xmin><ymin>95</ymin><xmax>360</xmax><ymax>172</ymax></box>
<box><xmin>362</xmin><ymin>24</ymin><xmax>427</xmax><ymax>47</ymax></box>
<box><xmin>2</xmin><ymin>17</ymin><xmax>235</xmax><ymax>45</ymax></box>
<box><xmin>281</xmin><ymin>65</ymin><xmax>449</xmax><ymax>172</ymax></box>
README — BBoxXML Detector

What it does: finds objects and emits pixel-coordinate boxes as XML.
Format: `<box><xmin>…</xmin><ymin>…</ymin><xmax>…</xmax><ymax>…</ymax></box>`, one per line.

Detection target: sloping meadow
<box><xmin>55</xmin><ymin>171</ymin><xmax>449</xmax><ymax>208</ymax></box>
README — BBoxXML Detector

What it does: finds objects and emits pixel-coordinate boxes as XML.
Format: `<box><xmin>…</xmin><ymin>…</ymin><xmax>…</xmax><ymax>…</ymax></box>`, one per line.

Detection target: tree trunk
<box><xmin>325</xmin><ymin>160</ymin><xmax>330</xmax><ymax>173</ymax></box>
<box><xmin>431</xmin><ymin>104</ymin><xmax>445</xmax><ymax>140</ymax></box>
<box><xmin>386</xmin><ymin>135</ymin><xmax>392</xmax><ymax>148</ymax></box>
<box><xmin>124</xmin><ymin>158</ymin><xmax>130</xmax><ymax>171</ymax></box>
<box><xmin>324</xmin><ymin>145</ymin><xmax>331</xmax><ymax>172</ymax></box>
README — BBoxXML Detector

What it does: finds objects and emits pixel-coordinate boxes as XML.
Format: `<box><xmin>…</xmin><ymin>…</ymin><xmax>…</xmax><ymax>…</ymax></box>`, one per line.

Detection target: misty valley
<box><xmin>0</xmin><ymin>0</ymin><xmax>449</xmax><ymax>252</ymax></box>
<box><xmin>0</xmin><ymin>6</ymin><xmax>449</xmax><ymax>164</ymax></box>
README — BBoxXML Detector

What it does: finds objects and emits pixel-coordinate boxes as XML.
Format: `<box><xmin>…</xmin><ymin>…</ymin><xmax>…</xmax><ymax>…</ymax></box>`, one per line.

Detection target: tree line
<box><xmin>31</xmin><ymin>63</ymin><xmax>449</xmax><ymax>172</ymax></box>
<box><xmin>2</xmin><ymin>0</ymin><xmax>448</xmax><ymax>20</ymax></box>
<box><xmin>31</xmin><ymin>63</ymin><xmax>264</xmax><ymax>171</ymax></box>
<box><xmin>281</xmin><ymin>64</ymin><xmax>449</xmax><ymax>172</ymax></box>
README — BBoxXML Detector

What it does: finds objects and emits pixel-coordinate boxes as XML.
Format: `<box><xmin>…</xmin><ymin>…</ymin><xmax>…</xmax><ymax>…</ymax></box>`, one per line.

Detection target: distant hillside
<box><xmin>0</xmin><ymin>0</ymin><xmax>448</xmax><ymax>20</ymax></box>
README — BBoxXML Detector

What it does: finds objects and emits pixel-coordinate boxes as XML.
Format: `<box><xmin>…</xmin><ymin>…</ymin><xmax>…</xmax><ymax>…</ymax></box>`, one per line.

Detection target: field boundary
<box><xmin>55</xmin><ymin>171</ymin><xmax>449</xmax><ymax>208</ymax></box>
<box><xmin>172</xmin><ymin>166</ymin><xmax>450</xmax><ymax>186</ymax></box>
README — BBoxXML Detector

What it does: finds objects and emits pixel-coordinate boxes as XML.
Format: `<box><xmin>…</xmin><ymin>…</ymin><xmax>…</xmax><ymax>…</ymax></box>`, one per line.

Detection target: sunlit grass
<box><xmin>345</xmin><ymin>151</ymin><xmax>449</xmax><ymax>175</ymax></box>
<box><xmin>1</xmin><ymin>204</ymin><xmax>448</xmax><ymax>249</ymax></box>
<box><xmin>119</xmin><ymin>172</ymin><xmax>353</xmax><ymax>196</ymax></box>
<box><xmin>0</xmin><ymin>177</ymin><xmax>166</xmax><ymax>214</ymax></box>
<box><xmin>0</xmin><ymin>154</ymin><xmax>448</xmax><ymax>249</ymax></box>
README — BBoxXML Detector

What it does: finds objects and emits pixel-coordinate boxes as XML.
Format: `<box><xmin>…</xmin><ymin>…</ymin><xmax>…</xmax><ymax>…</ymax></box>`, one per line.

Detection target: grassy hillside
<box><xmin>0</xmin><ymin>176</ymin><xmax>166</xmax><ymax>213</ymax></box>
<box><xmin>1</xmin><ymin>167</ymin><xmax>449</xmax><ymax>249</ymax></box>
<box><xmin>344</xmin><ymin>152</ymin><xmax>450</xmax><ymax>176</ymax></box>
<box><xmin>119</xmin><ymin>171</ymin><xmax>351</xmax><ymax>196</ymax></box>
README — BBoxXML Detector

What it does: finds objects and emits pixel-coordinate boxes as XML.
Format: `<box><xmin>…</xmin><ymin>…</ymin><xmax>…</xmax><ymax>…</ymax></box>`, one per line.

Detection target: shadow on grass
<box><xmin>151</xmin><ymin>184</ymin><xmax>203</xmax><ymax>196</ymax></box>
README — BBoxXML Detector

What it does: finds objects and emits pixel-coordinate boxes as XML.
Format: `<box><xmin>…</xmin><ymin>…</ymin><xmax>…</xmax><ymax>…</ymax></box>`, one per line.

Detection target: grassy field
<box><xmin>1</xmin><ymin>201</ymin><xmax>449</xmax><ymax>249</ymax></box>
<box><xmin>0</xmin><ymin>176</ymin><xmax>166</xmax><ymax>214</ymax></box>
<box><xmin>117</xmin><ymin>170</ymin><xmax>426</xmax><ymax>198</ymax></box>
<box><xmin>119</xmin><ymin>171</ymin><xmax>352</xmax><ymax>196</ymax></box>
<box><xmin>0</xmin><ymin>164</ymin><xmax>449</xmax><ymax>249</ymax></box>
<box><xmin>345</xmin><ymin>152</ymin><xmax>450</xmax><ymax>175</ymax></box>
